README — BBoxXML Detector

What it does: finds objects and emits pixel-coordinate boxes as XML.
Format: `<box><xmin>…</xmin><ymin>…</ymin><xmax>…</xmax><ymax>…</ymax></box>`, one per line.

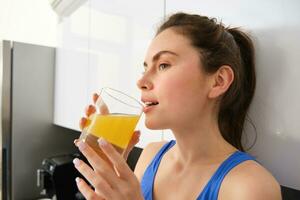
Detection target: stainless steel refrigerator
<box><xmin>1</xmin><ymin>40</ymin><xmax>79</xmax><ymax>200</ymax></box>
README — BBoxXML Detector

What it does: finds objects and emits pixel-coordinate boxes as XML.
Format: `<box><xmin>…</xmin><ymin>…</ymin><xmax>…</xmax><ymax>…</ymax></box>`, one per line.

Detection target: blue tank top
<box><xmin>141</xmin><ymin>140</ymin><xmax>256</xmax><ymax>200</ymax></box>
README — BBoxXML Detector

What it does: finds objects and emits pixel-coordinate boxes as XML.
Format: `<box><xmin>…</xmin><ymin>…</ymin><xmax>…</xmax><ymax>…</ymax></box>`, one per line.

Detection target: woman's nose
<box><xmin>137</xmin><ymin>75</ymin><xmax>153</xmax><ymax>90</ymax></box>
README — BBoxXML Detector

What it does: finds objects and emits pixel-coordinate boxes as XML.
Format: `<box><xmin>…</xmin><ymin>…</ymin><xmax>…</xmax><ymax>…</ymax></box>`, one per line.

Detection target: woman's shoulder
<box><xmin>219</xmin><ymin>159</ymin><xmax>282</xmax><ymax>200</ymax></box>
<box><xmin>134</xmin><ymin>141</ymin><xmax>168</xmax><ymax>181</ymax></box>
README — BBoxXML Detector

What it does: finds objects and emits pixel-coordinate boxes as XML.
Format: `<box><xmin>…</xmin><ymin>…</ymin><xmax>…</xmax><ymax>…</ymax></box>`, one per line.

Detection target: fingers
<box><xmin>93</xmin><ymin>93</ymin><xmax>109</xmax><ymax>114</ymax></box>
<box><xmin>79</xmin><ymin>93</ymin><xmax>109</xmax><ymax>131</ymax></box>
<box><xmin>85</xmin><ymin>105</ymin><xmax>96</xmax><ymax>117</ymax></box>
<box><xmin>73</xmin><ymin>158</ymin><xmax>112</xmax><ymax>199</ymax></box>
<box><xmin>75</xmin><ymin>177</ymin><xmax>108</xmax><ymax>200</ymax></box>
<box><xmin>90</xmin><ymin>94</ymin><xmax>110</xmax><ymax>115</ymax></box>
<box><xmin>96</xmin><ymin>96</ymin><xmax>109</xmax><ymax>115</ymax></box>
<box><xmin>76</xmin><ymin>177</ymin><xmax>99</xmax><ymax>200</ymax></box>
<box><xmin>75</xmin><ymin>139</ymin><xmax>142</xmax><ymax>200</ymax></box>
<box><xmin>74</xmin><ymin>139</ymin><xmax>79</xmax><ymax>146</ymax></box>
<box><xmin>79</xmin><ymin>104</ymin><xmax>96</xmax><ymax>130</ymax></box>
<box><xmin>93</xmin><ymin>93</ymin><xmax>99</xmax><ymax>104</ymax></box>
<box><xmin>98</xmin><ymin>139</ymin><xmax>133</xmax><ymax>180</ymax></box>
<box><xmin>77</xmin><ymin>141</ymin><xmax>119</xmax><ymax>186</ymax></box>
<box><xmin>78</xmin><ymin>94</ymin><xmax>98</xmax><ymax>131</ymax></box>
<box><xmin>79</xmin><ymin>117</ymin><xmax>88</xmax><ymax>130</ymax></box>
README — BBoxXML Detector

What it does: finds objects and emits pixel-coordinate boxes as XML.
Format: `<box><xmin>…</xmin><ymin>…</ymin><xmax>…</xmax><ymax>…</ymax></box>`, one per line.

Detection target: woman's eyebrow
<box><xmin>144</xmin><ymin>50</ymin><xmax>178</xmax><ymax>67</ymax></box>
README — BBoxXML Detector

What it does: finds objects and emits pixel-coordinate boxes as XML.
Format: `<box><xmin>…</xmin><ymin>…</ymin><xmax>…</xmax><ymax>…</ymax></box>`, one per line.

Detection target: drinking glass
<box><xmin>78</xmin><ymin>87</ymin><xmax>143</xmax><ymax>157</ymax></box>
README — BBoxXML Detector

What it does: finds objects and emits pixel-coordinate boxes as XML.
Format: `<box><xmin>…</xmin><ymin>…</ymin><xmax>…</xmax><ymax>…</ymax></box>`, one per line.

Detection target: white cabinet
<box><xmin>54</xmin><ymin>0</ymin><xmax>165</xmax><ymax>147</ymax></box>
<box><xmin>54</xmin><ymin>2</ymin><xmax>90</xmax><ymax>132</ymax></box>
<box><xmin>165</xmin><ymin>0</ymin><xmax>300</xmax><ymax>189</ymax></box>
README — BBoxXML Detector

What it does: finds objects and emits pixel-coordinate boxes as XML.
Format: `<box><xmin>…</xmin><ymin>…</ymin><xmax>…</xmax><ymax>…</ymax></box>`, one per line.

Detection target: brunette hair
<box><xmin>157</xmin><ymin>12</ymin><xmax>256</xmax><ymax>151</ymax></box>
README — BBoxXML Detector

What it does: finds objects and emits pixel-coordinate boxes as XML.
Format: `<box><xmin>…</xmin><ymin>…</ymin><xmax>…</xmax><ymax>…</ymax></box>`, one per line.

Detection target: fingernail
<box><xmin>136</xmin><ymin>131</ymin><xmax>141</xmax><ymax>137</ymax></box>
<box><xmin>98</xmin><ymin>138</ymin><xmax>108</xmax><ymax>147</ymax></box>
<box><xmin>78</xmin><ymin>141</ymin><xmax>87</xmax><ymax>151</ymax></box>
<box><xmin>73</xmin><ymin>158</ymin><xmax>80</xmax><ymax>167</ymax></box>
<box><xmin>75</xmin><ymin>177</ymin><xmax>81</xmax><ymax>183</ymax></box>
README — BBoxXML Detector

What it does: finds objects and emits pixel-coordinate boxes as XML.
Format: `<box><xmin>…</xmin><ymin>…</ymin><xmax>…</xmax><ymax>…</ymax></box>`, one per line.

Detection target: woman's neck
<box><xmin>169</xmin><ymin>117</ymin><xmax>237</xmax><ymax>166</ymax></box>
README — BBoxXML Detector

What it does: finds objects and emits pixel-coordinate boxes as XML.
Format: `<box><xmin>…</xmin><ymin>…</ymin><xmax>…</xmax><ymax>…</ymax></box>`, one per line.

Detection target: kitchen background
<box><xmin>1</xmin><ymin>0</ymin><xmax>300</xmax><ymax>199</ymax></box>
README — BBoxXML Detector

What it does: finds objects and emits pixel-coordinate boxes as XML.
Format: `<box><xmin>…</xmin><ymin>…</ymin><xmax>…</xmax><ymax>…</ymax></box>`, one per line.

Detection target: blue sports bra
<box><xmin>141</xmin><ymin>140</ymin><xmax>256</xmax><ymax>200</ymax></box>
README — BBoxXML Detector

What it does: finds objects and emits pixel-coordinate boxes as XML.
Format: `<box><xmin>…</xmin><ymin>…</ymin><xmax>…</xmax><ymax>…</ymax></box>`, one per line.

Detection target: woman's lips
<box><xmin>141</xmin><ymin>98</ymin><xmax>159</xmax><ymax>113</ymax></box>
<box><xmin>143</xmin><ymin>104</ymin><xmax>158</xmax><ymax>113</ymax></box>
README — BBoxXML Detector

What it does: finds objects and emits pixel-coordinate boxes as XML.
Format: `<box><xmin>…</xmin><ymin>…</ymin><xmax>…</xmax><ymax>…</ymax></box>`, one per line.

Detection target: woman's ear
<box><xmin>208</xmin><ymin>65</ymin><xmax>234</xmax><ymax>99</ymax></box>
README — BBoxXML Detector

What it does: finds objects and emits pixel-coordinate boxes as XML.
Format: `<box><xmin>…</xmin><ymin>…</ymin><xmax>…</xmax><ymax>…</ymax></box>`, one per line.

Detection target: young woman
<box><xmin>74</xmin><ymin>12</ymin><xmax>282</xmax><ymax>200</ymax></box>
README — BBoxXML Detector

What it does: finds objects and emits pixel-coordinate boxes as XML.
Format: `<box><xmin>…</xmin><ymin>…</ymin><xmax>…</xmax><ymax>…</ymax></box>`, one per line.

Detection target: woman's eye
<box><xmin>158</xmin><ymin>63</ymin><xmax>170</xmax><ymax>71</ymax></box>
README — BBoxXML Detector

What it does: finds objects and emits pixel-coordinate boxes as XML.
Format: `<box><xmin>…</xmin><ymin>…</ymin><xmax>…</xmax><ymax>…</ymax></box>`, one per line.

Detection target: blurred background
<box><xmin>0</xmin><ymin>0</ymin><xmax>300</xmax><ymax>199</ymax></box>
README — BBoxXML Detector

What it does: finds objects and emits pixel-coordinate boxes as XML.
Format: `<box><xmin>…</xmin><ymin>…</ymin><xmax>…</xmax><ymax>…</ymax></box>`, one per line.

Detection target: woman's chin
<box><xmin>145</xmin><ymin>120</ymin><xmax>165</xmax><ymax>130</ymax></box>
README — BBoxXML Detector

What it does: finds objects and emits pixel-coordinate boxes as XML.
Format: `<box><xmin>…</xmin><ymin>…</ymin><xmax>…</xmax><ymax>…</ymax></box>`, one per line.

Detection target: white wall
<box><xmin>0</xmin><ymin>0</ymin><xmax>57</xmax><ymax>46</ymax></box>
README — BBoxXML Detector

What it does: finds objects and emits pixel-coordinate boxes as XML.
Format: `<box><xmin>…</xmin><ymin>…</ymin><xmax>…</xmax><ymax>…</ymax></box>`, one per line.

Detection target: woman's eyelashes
<box><xmin>141</xmin><ymin>62</ymin><xmax>170</xmax><ymax>74</ymax></box>
<box><xmin>158</xmin><ymin>63</ymin><xmax>170</xmax><ymax>71</ymax></box>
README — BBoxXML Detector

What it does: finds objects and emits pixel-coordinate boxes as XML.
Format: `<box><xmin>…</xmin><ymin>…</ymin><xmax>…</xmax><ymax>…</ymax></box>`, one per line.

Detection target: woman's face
<box><xmin>137</xmin><ymin>28</ymin><xmax>214</xmax><ymax>130</ymax></box>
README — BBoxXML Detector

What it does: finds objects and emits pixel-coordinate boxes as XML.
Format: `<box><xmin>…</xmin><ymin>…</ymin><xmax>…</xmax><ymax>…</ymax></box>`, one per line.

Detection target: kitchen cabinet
<box><xmin>54</xmin><ymin>0</ymin><xmax>165</xmax><ymax>147</ymax></box>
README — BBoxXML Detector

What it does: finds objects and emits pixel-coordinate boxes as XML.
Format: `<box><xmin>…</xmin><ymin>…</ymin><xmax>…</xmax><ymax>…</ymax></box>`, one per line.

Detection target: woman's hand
<box><xmin>74</xmin><ymin>138</ymin><xmax>144</xmax><ymax>200</ymax></box>
<box><xmin>76</xmin><ymin>93</ymin><xmax>141</xmax><ymax>160</ymax></box>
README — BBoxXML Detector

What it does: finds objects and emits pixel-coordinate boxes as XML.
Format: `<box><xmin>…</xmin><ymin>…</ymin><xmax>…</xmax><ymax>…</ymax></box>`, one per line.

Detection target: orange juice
<box><xmin>87</xmin><ymin>114</ymin><xmax>140</xmax><ymax>149</ymax></box>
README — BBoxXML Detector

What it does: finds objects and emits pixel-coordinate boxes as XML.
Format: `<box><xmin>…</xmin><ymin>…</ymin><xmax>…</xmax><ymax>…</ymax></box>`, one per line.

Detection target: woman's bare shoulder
<box><xmin>219</xmin><ymin>160</ymin><xmax>282</xmax><ymax>200</ymax></box>
<box><xmin>134</xmin><ymin>141</ymin><xmax>168</xmax><ymax>181</ymax></box>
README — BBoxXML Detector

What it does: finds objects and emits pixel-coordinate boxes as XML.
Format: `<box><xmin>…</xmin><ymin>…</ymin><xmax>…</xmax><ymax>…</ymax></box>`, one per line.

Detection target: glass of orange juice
<box><xmin>78</xmin><ymin>87</ymin><xmax>143</xmax><ymax>157</ymax></box>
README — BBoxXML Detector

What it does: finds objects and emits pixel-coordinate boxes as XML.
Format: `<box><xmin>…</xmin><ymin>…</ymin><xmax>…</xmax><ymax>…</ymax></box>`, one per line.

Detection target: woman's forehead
<box><xmin>146</xmin><ymin>29</ymin><xmax>193</xmax><ymax>58</ymax></box>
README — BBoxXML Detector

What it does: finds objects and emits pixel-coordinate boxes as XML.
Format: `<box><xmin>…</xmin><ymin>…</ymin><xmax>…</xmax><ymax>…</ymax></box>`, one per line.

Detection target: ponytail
<box><xmin>218</xmin><ymin>28</ymin><xmax>256</xmax><ymax>151</ymax></box>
